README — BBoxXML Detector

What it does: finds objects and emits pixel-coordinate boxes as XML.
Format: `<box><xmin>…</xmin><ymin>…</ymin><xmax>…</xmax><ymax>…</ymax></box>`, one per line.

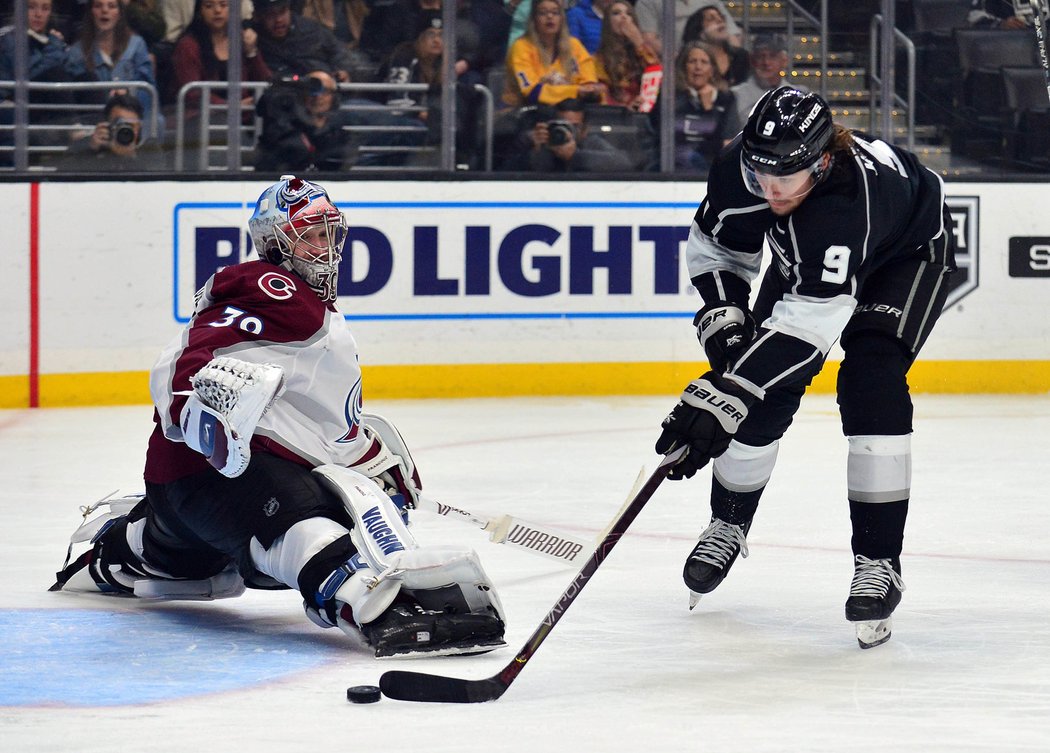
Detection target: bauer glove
<box><xmin>655</xmin><ymin>371</ymin><xmax>752</xmax><ymax>480</ymax></box>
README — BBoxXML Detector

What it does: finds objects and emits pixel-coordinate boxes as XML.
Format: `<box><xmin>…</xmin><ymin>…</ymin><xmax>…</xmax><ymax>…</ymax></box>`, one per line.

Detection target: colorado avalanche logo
<box><xmin>336</xmin><ymin>375</ymin><xmax>363</xmax><ymax>443</ymax></box>
<box><xmin>278</xmin><ymin>178</ymin><xmax>326</xmax><ymax>221</ymax></box>
<box><xmin>258</xmin><ymin>271</ymin><xmax>297</xmax><ymax>300</ymax></box>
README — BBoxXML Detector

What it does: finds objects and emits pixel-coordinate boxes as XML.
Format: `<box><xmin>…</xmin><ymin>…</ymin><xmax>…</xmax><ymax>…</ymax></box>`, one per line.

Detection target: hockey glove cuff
<box><xmin>695</xmin><ymin>303</ymin><xmax>756</xmax><ymax>374</ymax></box>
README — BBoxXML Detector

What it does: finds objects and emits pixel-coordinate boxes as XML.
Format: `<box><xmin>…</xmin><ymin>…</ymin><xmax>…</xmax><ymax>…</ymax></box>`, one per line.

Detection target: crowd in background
<box><xmin>0</xmin><ymin>0</ymin><xmax>1040</xmax><ymax>173</ymax></box>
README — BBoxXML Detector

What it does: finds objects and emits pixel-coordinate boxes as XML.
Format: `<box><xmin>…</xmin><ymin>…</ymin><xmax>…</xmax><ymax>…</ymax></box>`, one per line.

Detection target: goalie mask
<box><xmin>248</xmin><ymin>175</ymin><xmax>347</xmax><ymax>303</ymax></box>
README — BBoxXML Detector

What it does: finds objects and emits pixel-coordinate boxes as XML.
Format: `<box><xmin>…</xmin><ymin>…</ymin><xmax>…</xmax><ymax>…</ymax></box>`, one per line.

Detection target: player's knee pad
<box><xmin>712</xmin><ymin>439</ymin><xmax>780</xmax><ymax>493</ymax></box>
<box><xmin>847</xmin><ymin>434</ymin><xmax>911</xmax><ymax>504</ymax></box>
<box><xmin>837</xmin><ymin>333</ymin><xmax>913</xmax><ymax>436</ymax></box>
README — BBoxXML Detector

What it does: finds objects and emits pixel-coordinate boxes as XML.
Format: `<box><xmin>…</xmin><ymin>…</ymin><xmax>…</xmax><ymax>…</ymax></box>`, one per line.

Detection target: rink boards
<box><xmin>1</xmin><ymin>179</ymin><xmax>1048</xmax><ymax>407</ymax></box>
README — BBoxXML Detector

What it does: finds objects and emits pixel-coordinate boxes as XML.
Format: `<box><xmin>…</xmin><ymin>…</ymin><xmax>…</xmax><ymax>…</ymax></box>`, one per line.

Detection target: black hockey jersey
<box><xmin>684</xmin><ymin>133</ymin><xmax>950</xmax><ymax>398</ymax></box>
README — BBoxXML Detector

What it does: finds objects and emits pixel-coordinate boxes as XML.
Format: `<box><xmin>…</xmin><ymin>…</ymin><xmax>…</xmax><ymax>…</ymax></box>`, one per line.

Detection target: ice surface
<box><xmin>1</xmin><ymin>395</ymin><xmax>1048</xmax><ymax>752</ymax></box>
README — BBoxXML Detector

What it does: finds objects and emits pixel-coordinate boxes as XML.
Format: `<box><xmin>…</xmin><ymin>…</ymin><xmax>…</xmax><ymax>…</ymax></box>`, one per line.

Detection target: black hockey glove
<box><xmin>694</xmin><ymin>303</ymin><xmax>756</xmax><ymax>374</ymax></box>
<box><xmin>655</xmin><ymin>371</ymin><xmax>752</xmax><ymax>480</ymax></box>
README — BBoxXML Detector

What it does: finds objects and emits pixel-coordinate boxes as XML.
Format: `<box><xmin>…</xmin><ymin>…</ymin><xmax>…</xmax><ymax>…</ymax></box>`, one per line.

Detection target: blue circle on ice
<box><xmin>0</xmin><ymin>608</ymin><xmax>341</xmax><ymax>707</ymax></box>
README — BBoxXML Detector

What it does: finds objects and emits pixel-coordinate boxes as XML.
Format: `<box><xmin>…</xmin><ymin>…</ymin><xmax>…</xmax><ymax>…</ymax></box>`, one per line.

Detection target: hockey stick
<box><xmin>378</xmin><ymin>446</ymin><xmax>687</xmax><ymax>704</ymax></box>
<box><xmin>414</xmin><ymin>495</ymin><xmax>591</xmax><ymax>566</ymax></box>
<box><xmin>1032</xmin><ymin>0</ymin><xmax>1050</xmax><ymax>104</ymax></box>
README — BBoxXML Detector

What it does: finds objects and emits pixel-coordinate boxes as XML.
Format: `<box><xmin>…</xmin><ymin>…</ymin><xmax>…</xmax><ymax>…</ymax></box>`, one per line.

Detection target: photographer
<box><xmin>53</xmin><ymin>92</ymin><xmax>168</xmax><ymax>171</ymax></box>
<box><xmin>253</xmin><ymin>70</ymin><xmax>356</xmax><ymax>172</ymax></box>
<box><xmin>506</xmin><ymin>97</ymin><xmax>631</xmax><ymax>173</ymax></box>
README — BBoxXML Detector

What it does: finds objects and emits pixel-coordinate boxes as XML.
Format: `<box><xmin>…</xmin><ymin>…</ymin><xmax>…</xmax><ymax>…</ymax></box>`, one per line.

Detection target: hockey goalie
<box><xmin>50</xmin><ymin>175</ymin><xmax>507</xmax><ymax>658</ymax></box>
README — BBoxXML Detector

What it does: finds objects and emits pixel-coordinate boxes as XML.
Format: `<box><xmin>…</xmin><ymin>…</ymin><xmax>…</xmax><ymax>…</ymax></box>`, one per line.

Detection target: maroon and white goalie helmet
<box><xmin>248</xmin><ymin>174</ymin><xmax>348</xmax><ymax>303</ymax></box>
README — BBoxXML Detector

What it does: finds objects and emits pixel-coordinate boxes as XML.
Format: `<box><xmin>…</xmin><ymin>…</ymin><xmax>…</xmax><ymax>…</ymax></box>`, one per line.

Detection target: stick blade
<box><xmin>379</xmin><ymin>670</ymin><xmax>508</xmax><ymax>704</ymax></box>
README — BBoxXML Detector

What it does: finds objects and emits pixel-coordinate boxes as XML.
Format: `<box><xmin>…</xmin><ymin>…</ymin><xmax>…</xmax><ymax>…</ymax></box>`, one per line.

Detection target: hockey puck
<box><xmin>346</xmin><ymin>685</ymin><xmax>382</xmax><ymax>704</ymax></box>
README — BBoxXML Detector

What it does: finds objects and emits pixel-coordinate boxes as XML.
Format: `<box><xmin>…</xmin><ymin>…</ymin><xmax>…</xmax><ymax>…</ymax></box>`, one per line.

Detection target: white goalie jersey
<box><xmin>145</xmin><ymin>260</ymin><xmax>372</xmax><ymax>484</ymax></box>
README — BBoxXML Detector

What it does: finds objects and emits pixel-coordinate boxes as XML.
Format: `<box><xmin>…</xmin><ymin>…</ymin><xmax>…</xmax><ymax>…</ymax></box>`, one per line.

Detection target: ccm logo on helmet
<box><xmin>799</xmin><ymin>103</ymin><xmax>824</xmax><ymax>133</ymax></box>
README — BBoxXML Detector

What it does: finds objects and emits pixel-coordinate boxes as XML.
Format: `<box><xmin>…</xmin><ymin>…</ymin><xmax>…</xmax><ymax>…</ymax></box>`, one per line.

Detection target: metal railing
<box><xmin>173</xmin><ymin>81</ymin><xmax>493</xmax><ymax>173</ymax></box>
<box><xmin>0</xmin><ymin>80</ymin><xmax>160</xmax><ymax>170</ymax></box>
<box><xmin>869</xmin><ymin>13</ymin><xmax>917</xmax><ymax>150</ymax></box>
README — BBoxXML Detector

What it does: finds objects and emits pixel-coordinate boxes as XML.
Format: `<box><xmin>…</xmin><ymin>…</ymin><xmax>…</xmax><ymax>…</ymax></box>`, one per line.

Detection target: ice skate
<box><xmin>845</xmin><ymin>555</ymin><xmax>905</xmax><ymax>649</ymax></box>
<box><xmin>683</xmin><ymin>518</ymin><xmax>751</xmax><ymax>609</ymax></box>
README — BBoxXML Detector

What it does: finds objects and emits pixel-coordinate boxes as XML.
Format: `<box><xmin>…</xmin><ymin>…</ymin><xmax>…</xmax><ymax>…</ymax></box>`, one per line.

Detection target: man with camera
<box><xmin>510</xmin><ymin>97</ymin><xmax>632</xmax><ymax>173</ymax></box>
<box><xmin>53</xmin><ymin>92</ymin><xmax>168</xmax><ymax>172</ymax></box>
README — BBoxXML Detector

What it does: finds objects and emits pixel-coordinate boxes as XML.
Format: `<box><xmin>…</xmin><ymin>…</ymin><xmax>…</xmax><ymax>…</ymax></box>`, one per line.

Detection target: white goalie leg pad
<box><xmin>124</xmin><ymin>517</ymin><xmax>246</xmax><ymax>600</ymax></box>
<box><xmin>250</xmin><ymin>516</ymin><xmax>402</xmax><ymax>628</ymax></box>
<box><xmin>180</xmin><ymin>357</ymin><xmax>285</xmax><ymax>478</ymax></box>
<box><xmin>311</xmin><ymin>464</ymin><xmax>505</xmax><ymax>627</ymax></box>
<box><xmin>312</xmin><ymin>465</ymin><xmax>420</xmax><ymax>571</ymax></box>
<box><xmin>392</xmin><ymin>546</ymin><xmax>508</xmax><ymax>627</ymax></box>
<box><xmin>249</xmin><ymin>517</ymin><xmax>353</xmax><ymax>589</ymax></box>
<box><xmin>847</xmin><ymin>434</ymin><xmax>912</xmax><ymax>503</ymax></box>
<box><xmin>712</xmin><ymin>439</ymin><xmax>780</xmax><ymax>493</ymax></box>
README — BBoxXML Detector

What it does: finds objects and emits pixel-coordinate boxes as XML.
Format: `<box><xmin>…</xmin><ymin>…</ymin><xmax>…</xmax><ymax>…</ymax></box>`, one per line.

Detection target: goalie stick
<box><xmin>414</xmin><ymin>495</ymin><xmax>591</xmax><ymax>566</ymax></box>
<box><xmin>378</xmin><ymin>446</ymin><xmax>687</xmax><ymax>704</ymax></box>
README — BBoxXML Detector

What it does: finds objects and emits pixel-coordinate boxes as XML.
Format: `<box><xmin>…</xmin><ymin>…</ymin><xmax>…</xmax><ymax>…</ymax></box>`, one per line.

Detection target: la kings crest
<box><xmin>944</xmin><ymin>196</ymin><xmax>979</xmax><ymax>308</ymax></box>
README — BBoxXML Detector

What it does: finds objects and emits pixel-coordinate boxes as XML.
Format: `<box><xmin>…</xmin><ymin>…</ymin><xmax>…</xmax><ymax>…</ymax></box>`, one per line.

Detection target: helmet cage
<box><xmin>249</xmin><ymin>176</ymin><xmax>347</xmax><ymax>303</ymax></box>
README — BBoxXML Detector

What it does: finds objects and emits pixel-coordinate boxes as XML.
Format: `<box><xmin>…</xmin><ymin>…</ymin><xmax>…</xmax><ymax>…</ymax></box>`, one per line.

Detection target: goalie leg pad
<box><xmin>352</xmin><ymin>413</ymin><xmax>423</xmax><ymax>510</ymax></box>
<box><xmin>362</xmin><ymin>546</ymin><xmax>508</xmax><ymax>657</ymax></box>
<box><xmin>312</xmin><ymin>465</ymin><xmax>419</xmax><ymax>572</ymax></box>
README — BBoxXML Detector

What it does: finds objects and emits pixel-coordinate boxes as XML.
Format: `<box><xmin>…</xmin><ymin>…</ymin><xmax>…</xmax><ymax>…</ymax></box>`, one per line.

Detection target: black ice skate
<box><xmin>845</xmin><ymin>555</ymin><xmax>906</xmax><ymax>649</ymax></box>
<box><xmin>683</xmin><ymin>518</ymin><xmax>751</xmax><ymax>609</ymax></box>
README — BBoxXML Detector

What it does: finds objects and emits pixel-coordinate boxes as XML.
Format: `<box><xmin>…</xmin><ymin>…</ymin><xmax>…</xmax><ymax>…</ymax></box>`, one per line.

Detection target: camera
<box><xmin>548</xmin><ymin>119</ymin><xmax>576</xmax><ymax>147</ymax></box>
<box><xmin>257</xmin><ymin>75</ymin><xmax>326</xmax><ymax>127</ymax></box>
<box><xmin>108</xmin><ymin>118</ymin><xmax>138</xmax><ymax>147</ymax></box>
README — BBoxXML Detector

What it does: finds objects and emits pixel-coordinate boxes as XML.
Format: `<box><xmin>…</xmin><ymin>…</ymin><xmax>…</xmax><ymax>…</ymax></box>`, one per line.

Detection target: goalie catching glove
<box><xmin>695</xmin><ymin>303</ymin><xmax>755</xmax><ymax>374</ymax></box>
<box><xmin>180</xmin><ymin>357</ymin><xmax>285</xmax><ymax>478</ymax></box>
<box><xmin>655</xmin><ymin>371</ymin><xmax>753</xmax><ymax>480</ymax></box>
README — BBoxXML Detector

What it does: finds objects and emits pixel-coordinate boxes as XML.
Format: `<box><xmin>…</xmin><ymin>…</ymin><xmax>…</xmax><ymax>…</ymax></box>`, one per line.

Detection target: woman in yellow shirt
<box><xmin>503</xmin><ymin>0</ymin><xmax>607</xmax><ymax>107</ymax></box>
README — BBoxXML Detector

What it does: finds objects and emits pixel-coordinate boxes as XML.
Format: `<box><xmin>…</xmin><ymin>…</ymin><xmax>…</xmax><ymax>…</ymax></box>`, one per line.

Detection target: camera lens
<box><xmin>110</xmin><ymin>120</ymin><xmax>137</xmax><ymax>146</ymax></box>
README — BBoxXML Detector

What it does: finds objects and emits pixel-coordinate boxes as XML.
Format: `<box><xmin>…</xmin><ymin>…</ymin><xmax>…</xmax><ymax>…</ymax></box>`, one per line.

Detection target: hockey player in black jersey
<box><xmin>655</xmin><ymin>86</ymin><xmax>957</xmax><ymax>648</ymax></box>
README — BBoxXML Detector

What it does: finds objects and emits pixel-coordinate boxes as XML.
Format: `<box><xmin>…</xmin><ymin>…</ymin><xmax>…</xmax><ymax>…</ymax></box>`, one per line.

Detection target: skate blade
<box><xmin>854</xmin><ymin>618</ymin><xmax>892</xmax><ymax>649</ymax></box>
<box><xmin>688</xmin><ymin>591</ymin><xmax>702</xmax><ymax>610</ymax></box>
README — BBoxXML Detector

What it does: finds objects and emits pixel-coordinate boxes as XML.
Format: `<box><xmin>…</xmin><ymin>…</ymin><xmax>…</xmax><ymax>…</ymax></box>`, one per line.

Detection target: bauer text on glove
<box><xmin>654</xmin><ymin>372</ymin><xmax>752</xmax><ymax>480</ymax></box>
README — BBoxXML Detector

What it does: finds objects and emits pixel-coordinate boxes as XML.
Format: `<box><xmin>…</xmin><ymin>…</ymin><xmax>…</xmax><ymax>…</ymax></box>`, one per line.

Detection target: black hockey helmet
<box><xmin>740</xmin><ymin>86</ymin><xmax>834</xmax><ymax>177</ymax></box>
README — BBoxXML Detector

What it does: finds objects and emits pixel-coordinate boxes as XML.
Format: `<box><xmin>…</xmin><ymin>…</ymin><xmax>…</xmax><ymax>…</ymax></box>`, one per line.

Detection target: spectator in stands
<box><xmin>681</xmin><ymin>2</ymin><xmax>748</xmax><ymax>87</ymax></box>
<box><xmin>470</xmin><ymin>0</ymin><xmax>512</xmax><ymax>73</ymax></box>
<box><xmin>254</xmin><ymin>69</ymin><xmax>357</xmax><ymax>171</ymax></box>
<box><xmin>634</xmin><ymin>0</ymin><xmax>742</xmax><ymax>53</ymax></box>
<box><xmin>253</xmin><ymin>0</ymin><xmax>352</xmax><ymax>81</ymax></box>
<box><xmin>1</xmin><ymin>0</ymin><xmax>70</xmax><ymax>97</ymax></box>
<box><xmin>730</xmin><ymin>33</ymin><xmax>795</xmax><ymax>124</ymax></box>
<box><xmin>64</xmin><ymin>0</ymin><xmax>164</xmax><ymax>138</ymax></box>
<box><xmin>52</xmin><ymin>90</ymin><xmax>168</xmax><ymax>169</ymax></box>
<box><xmin>595</xmin><ymin>0</ymin><xmax>661</xmax><ymax>111</ymax></box>
<box><xmin>969</xmin><ymin>1</ymin><xmax>1032</xmax><ymax>29</ymax></box>
<box><xmin>122</xmin><ymin>0</ymin><xmax>167</xmax><ymax>52</ymax></box>
<box><xmin>504</xmin><ymin>96</ymin><xmax>632</xmax><ymax>172</ymax></box>
<box><xmin>163</xmin><ymin>0</ymin><xmax>254</xmax><ymax>43</ymax></box>
<box><xmin>169</xmin><ymin>0</ymin><xmax>271</xmax><ymax>169</ymax></box>
<box><xmin>503</xmin><ymin>0</ymin><xmax>606</xmax><ymax>107</ymax></box>
<box><xmin>297</xmin><ymin>0</ymin><xmax>372</xmax><ymax>78</ymax></box>
<box><xmin>567</xmin><ymin>0</ymin><xmax>612</xmax><ymax>53</ymax></box>
<box><xmin>378</xmin><ymin>12</ymin><xmax>483</xmax><ymax>166</ymax></box>
<box><xmin>651</xmin><ymin>40</ymin><xmax>739</xmax><ymax>173</ymax></box>
<box><xmin>171</xmin><ymin>0</ymin><xmax>271</xmax><ymax>115</ymax></box>
<box><xmin>503</xmin><ymin>0</ymin><xmax>531</xmax><ymax>52</ymax></box>
<box><xmin>0</xmin><ymin>0</ymin><xmax>73</xmax><ymax>167</ymax></box>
